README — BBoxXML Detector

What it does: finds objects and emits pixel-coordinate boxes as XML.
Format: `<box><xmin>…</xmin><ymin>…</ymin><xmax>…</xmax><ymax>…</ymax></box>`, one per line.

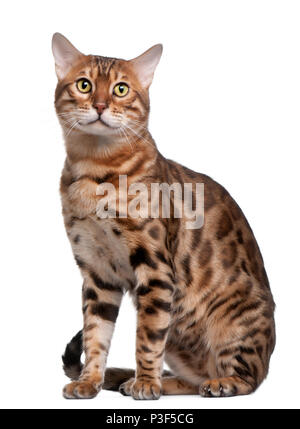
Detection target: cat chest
<box><xmin>67</xmin><ymin>216</ymin><xmax>136</xmax><ymax>290</ymax></box>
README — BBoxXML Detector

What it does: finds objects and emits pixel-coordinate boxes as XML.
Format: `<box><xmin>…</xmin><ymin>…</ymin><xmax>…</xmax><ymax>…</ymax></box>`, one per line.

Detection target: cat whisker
<box><xmin>126</xmin><ymin>119</ymin><xmax>151</xmax><ymax>137</ymax></box>
<box><xmin>123</xmin><ymin>123</ymin><xmax>155</xmax><ymax>149</ymax></box>
<box><xmin>119</xmin><ymin>126</ymin><xmax>134</xmax><ymax>152</ymax></box>
<box><xmin>129</xmin><ymin>118</ymin><xmax>148</xmax><ymax>128</ymax></box>
<box><xmin>56</xmin><ymin>111</ymin><xmax>78</xmax><ymax>117</ymax></box>
<box><xmin>65</xmin><ymin>120</ymin><xmax>80</xmax><ymax>137</ymax></box>
<box><xmin>59</xmin><ymin>115</ymin><xmax>77</xmax><ymax>124</ymax></box>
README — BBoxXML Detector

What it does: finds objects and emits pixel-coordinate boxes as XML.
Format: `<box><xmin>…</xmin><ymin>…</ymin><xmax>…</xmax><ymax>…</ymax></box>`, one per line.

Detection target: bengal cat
<box><xmin>52</xmin><ymin>33</ymin><xmax>275</xmax><ymax>400</ymax></box>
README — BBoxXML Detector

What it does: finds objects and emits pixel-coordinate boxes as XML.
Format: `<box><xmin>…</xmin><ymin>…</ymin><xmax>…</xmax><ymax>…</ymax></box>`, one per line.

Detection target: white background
<box><xmin>0</xmin><ymin>0</ymin><xmax>299</xmax><ymax>409</ymax></box>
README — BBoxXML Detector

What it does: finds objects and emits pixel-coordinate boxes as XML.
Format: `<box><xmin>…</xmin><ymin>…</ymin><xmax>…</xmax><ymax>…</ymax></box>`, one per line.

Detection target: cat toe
<box><xmin>63</xmin><ymin>381</ymin><xmax>100</xmax><ymax>399</ymax></box>
<box><xmin>119</xmin><ymin>377</ymin><xmax>135</xmax><ymax>396</ymax></box>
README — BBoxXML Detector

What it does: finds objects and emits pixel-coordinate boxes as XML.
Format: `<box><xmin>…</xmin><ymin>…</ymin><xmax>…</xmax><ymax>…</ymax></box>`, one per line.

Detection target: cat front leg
<box><xmin>63</xmin><ymin>275</ymin><xmax>123</xmax><ymax>399</ymax></box>
<box><xmin>120</xmin><ymin>249</ymin><xmax>174</xmax><ymax>400</ymax></box>
<box><xmin>62</xmin><ymin>215</ymin><xmax>133</xmax><ymax>399</ymax></box>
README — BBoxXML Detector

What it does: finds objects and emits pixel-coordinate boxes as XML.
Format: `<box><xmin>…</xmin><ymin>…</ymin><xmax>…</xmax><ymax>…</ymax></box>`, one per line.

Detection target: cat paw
<box><xmin>119</xmin><ymin>377</ymin><xmax>135</xmax><ymax>396</ymax></box>
<box><xmin>199</xmin><ymin>376</ymin><xmax>253</xmax><ymax>397</ymax></box>
<box><xmin>63</xmin><ymin>380</ymin><xmax>101</xmax><ymax>399</ymax></box>
<box><xmin>119</xmin><ymin>377</ymin><xmax>162</xmax><ymax>400</ymax></box>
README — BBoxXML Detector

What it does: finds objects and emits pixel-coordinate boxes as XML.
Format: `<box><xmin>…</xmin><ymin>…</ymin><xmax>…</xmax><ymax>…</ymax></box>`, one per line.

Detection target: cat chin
<box><xmin>77</xmin><ymin>121</ymin><xmax>119</xmax><ymax>137</ymax></box>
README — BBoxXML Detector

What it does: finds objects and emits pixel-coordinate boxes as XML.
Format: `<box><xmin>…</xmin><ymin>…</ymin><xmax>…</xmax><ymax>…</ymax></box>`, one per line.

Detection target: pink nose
<box><xmin>93</xmin><ymin>102</ymin><xmax>107</xmax><ymax>115</ymax></box>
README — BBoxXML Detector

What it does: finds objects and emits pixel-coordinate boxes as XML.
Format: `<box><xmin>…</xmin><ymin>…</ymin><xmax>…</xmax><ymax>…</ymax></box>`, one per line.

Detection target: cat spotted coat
<box><xmin>52</xmin><ymin>33</ymin><xmax>275</xmax><ymax>400</ymax></box>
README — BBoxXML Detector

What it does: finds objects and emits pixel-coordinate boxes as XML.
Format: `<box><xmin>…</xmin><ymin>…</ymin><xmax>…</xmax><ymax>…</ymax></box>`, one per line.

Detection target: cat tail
<box><xmin>62</xmin><ymin>329</ymin><xmax>83</xmax><ymax>380</ymax></box>
<box><xmin>62</xmin><ymin>330</ymin><xmax>172</xmax><ymax>391</ymax></box>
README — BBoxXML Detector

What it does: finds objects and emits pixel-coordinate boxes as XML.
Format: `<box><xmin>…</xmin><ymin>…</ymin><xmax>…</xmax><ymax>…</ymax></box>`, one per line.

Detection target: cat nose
<box><xmin>93</xmin><ymin>102</ymin><xmax>107</xmax><ymax>115</ymax></box>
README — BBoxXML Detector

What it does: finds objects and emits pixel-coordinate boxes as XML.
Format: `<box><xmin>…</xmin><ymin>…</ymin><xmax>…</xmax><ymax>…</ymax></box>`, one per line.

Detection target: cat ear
<box><xmin>52</xmin><ymin>33</ymin><xmax>83</xmax><ymax>80</ymax></box>
<box><xmin>130</xmin><ymin>44</ymin><xmax>163</xmax><ymax>88</ymax></box>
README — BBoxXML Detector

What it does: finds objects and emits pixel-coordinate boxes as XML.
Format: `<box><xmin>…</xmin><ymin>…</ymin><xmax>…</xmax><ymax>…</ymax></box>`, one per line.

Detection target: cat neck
<box><xmin>64</xmin><ymin>128</ymin><xmax>158</xmax><ymax>168</ymax></box>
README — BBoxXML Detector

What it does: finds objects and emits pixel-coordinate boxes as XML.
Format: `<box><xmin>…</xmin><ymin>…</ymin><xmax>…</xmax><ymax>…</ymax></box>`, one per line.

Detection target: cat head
<box><xmin>52</xmin><ymin>33</ymin><xmax>162</xmax><ymax>139</ymax></box>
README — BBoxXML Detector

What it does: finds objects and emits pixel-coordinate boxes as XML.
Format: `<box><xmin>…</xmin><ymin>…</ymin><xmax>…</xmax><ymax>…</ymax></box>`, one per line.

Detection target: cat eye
<box><xmin>113</xmin><ymin>83</ymin><xmax>129</xmax><ymax>97</ymax></box>
<box><xmin>76</xmin><ymin>79</ymin><xmax>92</xmax><ymax>93</ymax></box>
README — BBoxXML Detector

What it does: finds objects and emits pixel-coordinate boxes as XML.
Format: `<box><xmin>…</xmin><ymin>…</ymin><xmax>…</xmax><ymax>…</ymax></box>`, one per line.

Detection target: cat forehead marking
<box><xmin>94</xmin><ymin>56</ymin><xmax>117</xmax><ymax>76</ymax></box>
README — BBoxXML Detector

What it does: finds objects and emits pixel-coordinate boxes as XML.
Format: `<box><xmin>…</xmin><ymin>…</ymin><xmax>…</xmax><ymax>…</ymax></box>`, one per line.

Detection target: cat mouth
<box><xmin>85</xmin><ymin>117</ymin><xmax>109</xmax><ymax>126</ymax></box>
<box><xmin>85</xmin><ymin>117</ymin><xmax>120</xmax><ymax>129</ymax></box>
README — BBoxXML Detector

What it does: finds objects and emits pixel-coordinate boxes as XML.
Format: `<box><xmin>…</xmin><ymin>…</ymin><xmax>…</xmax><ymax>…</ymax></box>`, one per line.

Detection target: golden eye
<box><xmin>113</xmin><ymin>83</ymin><xmax>129</xmax><ymax>97</ymax></box>
<box><xmin>76</xmin><ymin>79</ymin><xmax>92</xmax><ymax>93</ymax></box>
